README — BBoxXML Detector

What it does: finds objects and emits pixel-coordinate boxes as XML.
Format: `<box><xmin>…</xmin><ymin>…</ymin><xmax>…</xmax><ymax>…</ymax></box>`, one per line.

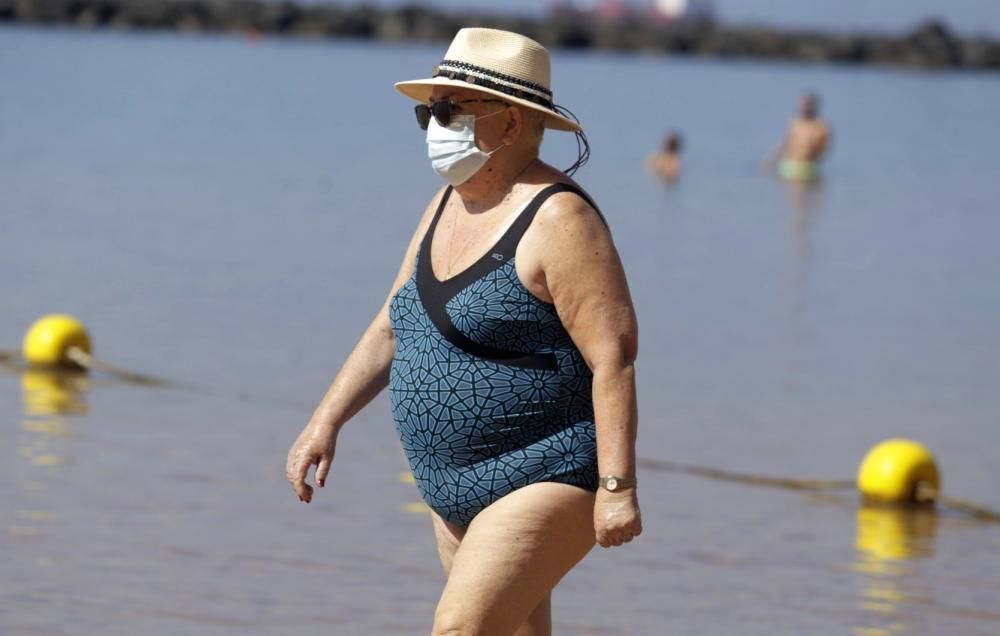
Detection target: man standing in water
<box><xmin>646</xmin><ymin>131</ymin><xmax>683</xmax><ymax>183</ymax></box>
<box><xmin>769</xmin><ymin>93</ymin><xmax>830</xmax><ymax>182</ymax></box>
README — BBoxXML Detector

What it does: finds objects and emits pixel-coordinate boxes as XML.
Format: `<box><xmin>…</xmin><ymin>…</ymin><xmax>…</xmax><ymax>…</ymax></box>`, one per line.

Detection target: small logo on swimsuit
<box><xmin>491</xmin><ymin>253</ymin><xmax>505</xmax><ymax>261</ymax></box>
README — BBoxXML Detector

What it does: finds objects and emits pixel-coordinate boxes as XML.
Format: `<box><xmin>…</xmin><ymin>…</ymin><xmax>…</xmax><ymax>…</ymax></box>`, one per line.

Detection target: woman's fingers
<box><xmin>596</xmin><ymin>527</ymin><xmax>624</xmax><ymax>548</ymax></box>
<box><xmin>316</xmin><ymin>455</ymin><xmax>332</xmax><ymax>489</ymax></box>
<box><xmin>287</xmin><ymin>447</ymin><xmax>317</xmax><ymax>502</ymax></box>
<box><xmin>629</xmin><ymin>515</ymin><xmax>643</xmax><ymax>538</ymax></box>
<box><xmin>287</xmin><ymin>431</ymin><xmax>336</xmax><ymax>501</ymax></box>
<box><xmin>292</xmin><ymin>457</ymin><xmax>315</xmax><ymax>502</ymax></box>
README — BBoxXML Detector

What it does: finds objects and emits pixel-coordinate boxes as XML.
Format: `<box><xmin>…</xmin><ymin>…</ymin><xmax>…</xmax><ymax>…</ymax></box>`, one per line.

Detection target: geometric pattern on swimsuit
<box><xmin>388</xmin><ymin>183</ymin><xmax>604</xmax><ymax>527</ymax></box>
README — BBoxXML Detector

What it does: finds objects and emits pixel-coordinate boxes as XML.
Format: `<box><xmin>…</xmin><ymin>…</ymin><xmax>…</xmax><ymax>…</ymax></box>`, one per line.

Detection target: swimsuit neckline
<box><xmin>421</xmin><ymin>186</ymin><xmax>535</xmax><ymax>291</ymax></box>
<box><xmin>417</xmin><ymin>182</ymin><xmax>605</xmax><ymax>299</ymax></box>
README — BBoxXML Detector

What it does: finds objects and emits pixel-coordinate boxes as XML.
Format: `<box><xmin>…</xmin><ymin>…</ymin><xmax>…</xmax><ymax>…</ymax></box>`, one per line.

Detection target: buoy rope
<box><xmin>638</xmin><ymin>458</ymin><xmax>855</xmax><ymax>491</ymax></box>
<box><xmin>65</xmin><ymin>347</ymin><xmax>169</xmax><ymax>387</ymax></box>
<box><xmin>938</xmin><ymin>495</ymin><xmax>1000</xmax><ymax>522</ymax></box>
<box><xmin>3</xmin><ymin>343</ymin><xmax>170</xmax><ymax>387</ymax></box>
<box><xmin>4</xmin><ymin>344</ymin><xmax>317</xmax><ymax>412</ymax></box>
<box><xmin>0</xmin><ymin>348</ymin><xmax>27</xmax><ymax>374</ymax></box>
<box><xmin>638</xmin><ymin>458</ymin><xmax>1000</xmax><ymax>523</ymax></box>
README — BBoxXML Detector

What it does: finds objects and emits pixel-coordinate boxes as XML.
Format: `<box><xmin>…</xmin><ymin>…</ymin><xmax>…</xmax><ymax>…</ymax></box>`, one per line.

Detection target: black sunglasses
<box><xmin>414</xmin><ymin>98</ymin><xmax>508</xmax><ymax>130</ymax></box>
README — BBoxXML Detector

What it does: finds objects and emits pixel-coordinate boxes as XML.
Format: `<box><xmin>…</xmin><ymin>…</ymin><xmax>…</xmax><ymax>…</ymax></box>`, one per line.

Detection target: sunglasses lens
<box><xmin>431</xmin><ymin>101</ymin><xmax>453</xmax><ymax>127</ymax></box>
<box><xmin>415</xmin><ymin>105</ymin><xmax>431</xmax><ymax>130</ymax></box>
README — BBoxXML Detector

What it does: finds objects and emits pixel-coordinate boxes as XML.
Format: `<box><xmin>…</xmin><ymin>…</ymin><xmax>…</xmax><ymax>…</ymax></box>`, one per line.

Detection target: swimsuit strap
<box><xmin>421</xmin><ymin>186</ymin><xmax>454</xmax><ymax>252</ymax></box>
<box><xmin>493</xmin><ymin>182</ymin><xmax>607</xmax><ymax>256</ymax></box>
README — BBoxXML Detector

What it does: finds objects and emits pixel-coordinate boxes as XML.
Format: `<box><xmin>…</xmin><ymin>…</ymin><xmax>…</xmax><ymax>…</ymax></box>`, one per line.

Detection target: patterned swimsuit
<box><xmin>388</xmin><ymin>183</ymin><xmax>602</xmax><ymax>528</ymax></box>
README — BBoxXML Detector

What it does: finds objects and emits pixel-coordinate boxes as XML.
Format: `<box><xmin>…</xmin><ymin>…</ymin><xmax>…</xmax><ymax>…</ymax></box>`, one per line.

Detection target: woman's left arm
<box><xmin>532</xmin><ymin>192</ymin><xmax>641</xmax><ymax>548</ymax></box>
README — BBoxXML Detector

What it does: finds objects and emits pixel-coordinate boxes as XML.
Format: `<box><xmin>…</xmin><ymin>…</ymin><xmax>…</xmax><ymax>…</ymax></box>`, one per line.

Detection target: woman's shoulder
<box><xmin>526</xmin><ymin>170</ymin><xmax>604</xmax><ymax>234</ymax></box>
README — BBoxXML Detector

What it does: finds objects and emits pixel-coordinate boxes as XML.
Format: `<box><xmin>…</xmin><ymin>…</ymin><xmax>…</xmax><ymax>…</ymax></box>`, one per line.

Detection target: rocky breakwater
<box><xmin>2</xmin><ymin>0</ymin><xmax>999</xmax><ymax>71</ymax></box>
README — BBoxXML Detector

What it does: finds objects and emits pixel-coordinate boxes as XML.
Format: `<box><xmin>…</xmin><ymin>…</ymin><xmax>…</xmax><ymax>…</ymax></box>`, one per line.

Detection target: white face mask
<box><xmin>426</xmin><ymin>112</ymin><xmax>506</xmax><ymax>186</ymax></box>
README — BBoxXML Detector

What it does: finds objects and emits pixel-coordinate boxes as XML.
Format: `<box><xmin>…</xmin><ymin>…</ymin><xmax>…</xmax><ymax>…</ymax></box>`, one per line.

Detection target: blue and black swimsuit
<box><xmin>388</xmin><ymin>183</ymin><xmax>603</xmax><ymax>528</ymax></box>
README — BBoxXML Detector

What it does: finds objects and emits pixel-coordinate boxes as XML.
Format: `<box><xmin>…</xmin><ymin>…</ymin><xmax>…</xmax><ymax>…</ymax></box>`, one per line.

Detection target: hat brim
<box><xmin>395</xmin><ymin>77</ymin><xmax>581</xmax><ymax>133</ymax></box>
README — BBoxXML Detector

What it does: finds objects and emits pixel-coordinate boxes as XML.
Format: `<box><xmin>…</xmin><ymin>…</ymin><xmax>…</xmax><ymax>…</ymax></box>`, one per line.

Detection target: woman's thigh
<box><xmin>431</xmin><ymin>511</ymin><xmax>465</xmax><ymax>574</ymax></box>
<box><xmin>432</xmin><ymin>511</ymin><xmax>552</xmax><ymax>636</ymax></box>
<box><xmin>431</xmin><ymin>482</ymin><xmax>596</xmax><ymax>636</ymax></box>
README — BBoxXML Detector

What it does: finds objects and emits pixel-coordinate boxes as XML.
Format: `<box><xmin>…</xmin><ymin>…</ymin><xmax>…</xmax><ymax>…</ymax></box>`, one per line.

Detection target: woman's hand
<box><xmin>286</xmin><ymin>424</ymin><xmax>337</xmax><ymax>504</ymax></box>
<box><xmin>594</xmin><ymin>488</ymin><xmax>642</xmax><ymax>548</ymax></box>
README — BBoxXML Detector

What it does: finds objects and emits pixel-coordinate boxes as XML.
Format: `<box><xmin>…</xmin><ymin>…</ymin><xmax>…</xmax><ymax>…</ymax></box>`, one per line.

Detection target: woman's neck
<box><xmin>455</xmin><ymin>150</ymin><xmax>538</xmax><ymax>214</ymax></box>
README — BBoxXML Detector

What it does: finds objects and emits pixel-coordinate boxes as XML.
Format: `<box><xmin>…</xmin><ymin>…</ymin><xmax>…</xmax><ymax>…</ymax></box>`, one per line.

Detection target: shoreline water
<box><xmin>2</xmin><ymin>0</ymin><xmax>999</xmax><ymax>72</ymax></box>
<box><xmin>4</xmin><ymin>25</ymin><xmax>1000</xmax><ymax>636</ymax></box>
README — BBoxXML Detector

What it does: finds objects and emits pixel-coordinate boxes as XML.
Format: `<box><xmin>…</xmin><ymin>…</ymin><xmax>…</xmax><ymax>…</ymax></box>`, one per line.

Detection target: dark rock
<box><xmin>548</xmin><ymin>18</ymin><xmax>594</xmax><ymax>50</ymax></box>
<box><xmin>904</xmin><ymin>19</ymin><xmax>960</xmax><ymax>67</ymax></box>
<box><xmin>376</xmin><ymin>6</ymin><xmax>456</xmax><ymax>43</ymax></box>
<box><xmin>116</xmin><ymin>1</ymin><xmax>172</xmax><ymax>29</ymax></box>
<box><xmin>250</xmin><ymin>1</ymin><xmax>301</xmax><ymax>33</ymax></box>
<box><xmin>700</xmin><ymin>28</ymin><xmax>765</xmax><ymax>58</ymax></box>
<box><xmin>2</xmin><ymin>1</ymin><xmax>998</xmax><ymax>72</ymax></box>
<box><xmin>740</xmin><ymin>28</ymin><xmax>795</xmax><ymax>59</ymax></box>
<box><xmin>827</xmin><ymin>36</ymin><xmax>866</xmax><ymax>63</ymax></box>
<box><xmin>655</xmin><ymin>22</ymin><xmax>712</xmax><ymax>54</ymax></box>
<box><xmin>167</xmin><ymin>2</ymin><xmax>214</xmax><ymax>32</ymax></box>
<box><xmin>861</xmin><ymin>37</ymin><xmax>903</xmax><ymax>66</ymax></box>
<box><xmin>959</xmin><ymin>38</ymin><xmax>1000</xmax><ymax>69</ymax></box>
<box><xmin>14</xmin><ymin>0</ymin><xmax>73</xmax><ymax>23</ymax></box>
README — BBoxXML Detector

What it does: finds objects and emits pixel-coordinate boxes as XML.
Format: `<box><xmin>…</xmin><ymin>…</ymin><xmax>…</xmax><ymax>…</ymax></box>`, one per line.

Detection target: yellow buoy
<box><xmin>854</xmin><ymin>505</ymin><xmax>938</xmax><ymax>566</ymax></box>
<box><xmin>22</xmin><ymin>314</ymin><xmax>92</xmax><ymax>369</ymax></box>
<box><xmin>857</xmin><ymin>439</ymin><xmax>940</xmax><ymax>505</ymax></box>
<box><xmin>21</xmin><ymin>370</ymin><xmax>88</xmax><ymax>416</ymax></box>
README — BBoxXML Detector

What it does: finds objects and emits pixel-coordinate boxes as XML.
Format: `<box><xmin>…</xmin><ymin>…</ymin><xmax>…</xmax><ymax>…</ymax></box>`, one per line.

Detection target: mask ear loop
<box><xmin>553</xmin><ymin>105</ymin><xmax>590</xmax><ymax>177</ymax></box>
<box><xmin>475</xmin><ymin>106</ymin><xmax>515</xmax><ymax>155</ymax></box>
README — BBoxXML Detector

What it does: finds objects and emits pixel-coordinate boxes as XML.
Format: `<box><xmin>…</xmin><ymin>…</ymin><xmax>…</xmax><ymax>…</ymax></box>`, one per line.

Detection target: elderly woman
<box><xmin>287</xmin><ymin>28</ymin><xmax>641</xmax><ymax>635</ymax></box>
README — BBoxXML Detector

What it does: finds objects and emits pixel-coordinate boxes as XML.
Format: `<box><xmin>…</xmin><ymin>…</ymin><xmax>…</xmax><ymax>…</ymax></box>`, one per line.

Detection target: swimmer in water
<box><xmin>767</xmin><ymin>93</ymin><xmax>831</xmax><ymax>182</ymax></box>
<box><xmin>646</xmin><ymin>131</ymin><xmax>683</xmax><ymax>182</ymax></box>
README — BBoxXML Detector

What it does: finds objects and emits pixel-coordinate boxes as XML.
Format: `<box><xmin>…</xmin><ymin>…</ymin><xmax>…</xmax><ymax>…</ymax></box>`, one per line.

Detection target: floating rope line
<box><xmin>63</xmin><ymin>347</ymin><xmax>169</xmax><ymax>387</ymax></box>
<box><xmin>638</xmin><ymin>458</ymin><xmax>854</xmax><ymax>491</ymax></box>
<box><xmin>1</xmin><ymin>347</ymin><xmax>169</xmax><ymax>387</ymax></box>
<box><xmin>638</xmin><ymin>458</ymin><xmax>1000</xmax><ymax>523</ymax></box>
<box><xmin>937</xmin><ymin>494</ymin><xmax>1000</xmax><ymax>522</ymax></box>
<box><xmin>4</xmin><ymin>345</ymin><xmax>319</xmax><ymax>418</ymax></box>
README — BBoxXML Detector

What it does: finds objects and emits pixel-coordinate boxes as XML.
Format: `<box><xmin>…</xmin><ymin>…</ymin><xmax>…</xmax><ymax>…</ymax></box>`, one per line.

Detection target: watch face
<box><xmin>605</xmin><ymin>477</ymin><xmax>619</xmax><ymax>491</ymax></box>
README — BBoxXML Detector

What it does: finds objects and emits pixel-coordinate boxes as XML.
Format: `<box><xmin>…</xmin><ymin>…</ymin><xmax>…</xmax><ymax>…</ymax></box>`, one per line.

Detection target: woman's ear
<box><xmin>502</xmin><ymin>106</ymin><xmax>522</xmax><ymax>146</ymax></box>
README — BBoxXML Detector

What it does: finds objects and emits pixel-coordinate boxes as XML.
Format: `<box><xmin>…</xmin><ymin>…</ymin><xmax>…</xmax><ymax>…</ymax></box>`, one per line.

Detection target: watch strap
<box><xmin>599</xmin><ymin>475</ymin><xmax>637</xmax><ymax>491</ymax></box>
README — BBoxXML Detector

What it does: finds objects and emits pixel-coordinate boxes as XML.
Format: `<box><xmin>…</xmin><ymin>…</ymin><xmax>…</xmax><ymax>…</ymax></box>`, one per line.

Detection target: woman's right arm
<box><xmin>286</xmin><ymin>189</ymin><xmax>445</xmax><ymax>503</ymax></box>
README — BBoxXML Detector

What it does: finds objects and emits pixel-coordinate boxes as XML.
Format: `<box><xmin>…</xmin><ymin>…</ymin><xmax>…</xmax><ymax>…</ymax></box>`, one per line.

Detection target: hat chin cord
<box><xmin>554</xmin><ymin>104</ymin><xmax>590</xmax><ymax>177</ymax></box>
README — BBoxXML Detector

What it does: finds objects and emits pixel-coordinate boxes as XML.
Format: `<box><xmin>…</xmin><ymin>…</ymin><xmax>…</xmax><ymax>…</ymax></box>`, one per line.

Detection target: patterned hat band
<box><xmin>433</xmin><ymin>60</ymin><xmax>555</xmax><ymax>110</ymax></box>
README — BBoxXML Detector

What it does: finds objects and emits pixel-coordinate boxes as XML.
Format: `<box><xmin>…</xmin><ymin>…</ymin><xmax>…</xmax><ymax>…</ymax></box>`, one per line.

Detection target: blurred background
<box><xmin>2</xmin><ymin>1</ymin><xmax>999</xmax><ymax>635</ymax></box>
<box><xmin>336</xmin><ymin>0</ymin><xmax>1000</xmax><ymax>34</ymax></box>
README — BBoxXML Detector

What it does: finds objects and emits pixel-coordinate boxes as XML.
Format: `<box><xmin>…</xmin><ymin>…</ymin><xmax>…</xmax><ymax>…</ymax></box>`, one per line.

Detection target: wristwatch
<box><xmin>599</xmin><ymin>474</ymin><xmax>637</xmax><ymax>492</ymax></box>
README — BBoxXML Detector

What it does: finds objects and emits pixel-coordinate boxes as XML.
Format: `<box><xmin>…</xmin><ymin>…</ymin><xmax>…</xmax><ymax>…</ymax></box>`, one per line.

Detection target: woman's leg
<box><xmin>515</xmin><ymin>596</ymin><xmax>550</xmax><ymax>636</ymax></box>
<box><xmin>430</xmin><ymin>482</ymin><xmax>596</xmax><ymax>636</ymax></box>
<box><xmin>431</xmin><ymin>512</ymin><xmax>464</xmax><ymax>575</ymax></box>
<box><xmin>431</xmin><ymin>513</ymin><xmax>553</xmax><ymax>636</ymax></box>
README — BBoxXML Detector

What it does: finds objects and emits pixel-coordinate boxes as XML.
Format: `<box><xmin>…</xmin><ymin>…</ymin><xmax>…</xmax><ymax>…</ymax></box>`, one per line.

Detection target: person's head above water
<box><xmin>394</xmin><ymin>27</ymin><xmax>589</xmax><ymax>184</ymax></box>
<box><xmin>800</xmin><ymin>92</ymin><xmax>820</xmax><ymax>120</ymax></box>
<box><xmin>663</xmin><ymin>132</ymin><xmax>683</xmax><ymax>154</ymax></box>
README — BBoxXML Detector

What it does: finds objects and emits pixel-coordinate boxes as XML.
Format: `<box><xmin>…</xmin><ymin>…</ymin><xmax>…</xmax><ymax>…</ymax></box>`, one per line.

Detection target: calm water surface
<box><xmin>1</xmin><ymin>27</ymin><xmax>999</xmax><ymax>635</ymax></box>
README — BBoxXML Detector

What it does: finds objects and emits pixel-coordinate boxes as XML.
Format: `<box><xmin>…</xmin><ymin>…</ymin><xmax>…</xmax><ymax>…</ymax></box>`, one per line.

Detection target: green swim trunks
<box><xmin>778</xmin><ymin>159</ymin><xmax>817</xmax><ymax>181</ymax></box>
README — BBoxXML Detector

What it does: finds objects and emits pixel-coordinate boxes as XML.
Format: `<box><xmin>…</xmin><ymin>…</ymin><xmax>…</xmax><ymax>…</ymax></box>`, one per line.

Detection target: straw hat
<box><xmin>395</xmin><ymin>28</ymin><xmax>582</xmax><ymax>133</ymax></box>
